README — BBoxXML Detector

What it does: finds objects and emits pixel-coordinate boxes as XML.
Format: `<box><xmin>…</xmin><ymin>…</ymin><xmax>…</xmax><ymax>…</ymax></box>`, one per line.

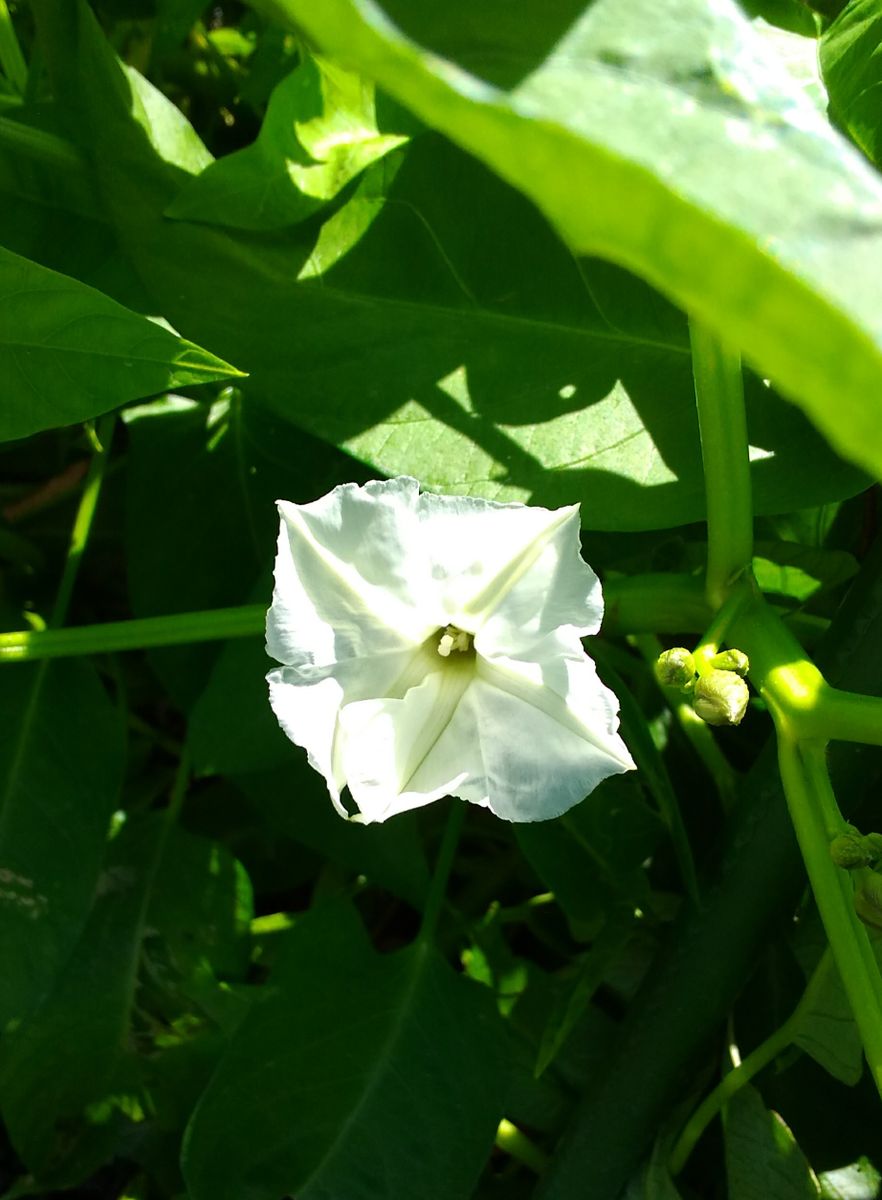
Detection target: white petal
<box><xmin>414</xmin><ymin>491</ymin><xmax>602</xmax><ymax>651</ymax></box>
<box><xmin>267</xmin><ymin>646</ymin><xmax>428</xmax><ymax>817</ymax></box>
<box><xmin>461</xmin><ymin>644</ymin><xmax>634</xmax><ymax>821</ymax></box>
<box><xmin>266</xmin><ymin>477</ymin><xmax>439</xmax><ymax>668</ymax></box>
<box><xmin>338</xmin><ymin>663</ymin><xmax>476</xmax><ymax>823</ymax></box>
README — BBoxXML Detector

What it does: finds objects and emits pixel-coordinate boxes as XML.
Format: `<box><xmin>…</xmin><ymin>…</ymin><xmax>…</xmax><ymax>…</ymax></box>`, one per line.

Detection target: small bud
<box><xmin>855</xmin><ymin>871</ymin><xmax>882</xmax><ymax>931</ymax></box>
<box><xmin>709</xmin><ymin>648</ymin><xmax>749</xmax><ymax>676</ymax></box>
<box><xmin>830</xmin><ymin>831</ymin><xmax>874</xmax><ymax>870</ymax></box>
<box><xmin>655</xmin><ymin>647</ymin><xmax>696</xmax><ymax>692</ymax></box>
<box><xmin>693</xmin><ymin>669</ymin><xmax>750</xmax><ymax>727</ymax></box>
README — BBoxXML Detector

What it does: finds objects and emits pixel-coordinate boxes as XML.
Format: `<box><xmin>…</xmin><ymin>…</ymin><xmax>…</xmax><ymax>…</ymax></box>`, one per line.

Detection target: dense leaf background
<box><xmin>1</xmin><ymin>1</ymin><xmax>882</xmax><ymax>1198</ymax></box>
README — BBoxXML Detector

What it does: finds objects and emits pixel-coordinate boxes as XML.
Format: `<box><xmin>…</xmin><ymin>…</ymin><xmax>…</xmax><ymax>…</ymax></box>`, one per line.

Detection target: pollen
<box><xmin>437</xmin><ymin>624</ymin><xmax>473</xmax><ymax>657</ymax></box>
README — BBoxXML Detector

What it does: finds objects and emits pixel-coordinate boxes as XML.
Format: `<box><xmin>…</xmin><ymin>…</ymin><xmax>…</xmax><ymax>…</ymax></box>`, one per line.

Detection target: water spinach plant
<box><xmin>2</xmin><ymin>0</ymin><xmax>882</xmax><ymax>1197</ymax></box>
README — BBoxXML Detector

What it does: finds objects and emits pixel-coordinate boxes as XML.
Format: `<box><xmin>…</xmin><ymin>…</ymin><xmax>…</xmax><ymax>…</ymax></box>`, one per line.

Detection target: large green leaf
<box><xmin>0</xmin><ymin>659</ymin><xmax>124</xmax><ymax>1028</ymax></box>
<box><xmin>39</xmin><ymin>0</ymin><xmax>865</xmax><ymax>532</ymax></box>
<box><xmin>0</xmin><ymin>246</ymin><xmax>243</xmax><ymax>442</ymax></box>
<box><xmin>821</xmin><ymin>0</ymin><xmax>882</xmax><ymax>170</ymax></box>
<box><xmin>182</xmin><ymin>901</ymin><xmax>508</xmax><ymax>1200</ymax></box>
<box><xmin>276</xmin><ymin>0</ymin><xmax>882</xmax><ymax>485</ymax></box>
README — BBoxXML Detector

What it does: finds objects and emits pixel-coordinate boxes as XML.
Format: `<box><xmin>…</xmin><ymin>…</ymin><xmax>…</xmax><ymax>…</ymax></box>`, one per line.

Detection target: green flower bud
<box><xmin>654</xmin><ymin>647</ymin><xmax>696</xmax><ymax>692</ymax></box>
<box><xmin>830</xmin><ymin>831</ymin><xmax>874</xmax><ymax>870</ymax></box>
<box><xmin>709</xmin><ymin>648</ymin><xmax>750</xmax><ymax>676</ymax></box>
<box><xmin>855</xmin><ymin>871</ymin><xmax>882</xmax><ymax>931</ymax></box>
<box><xmin>693</xmin><ymin>669</ymin><xmax>750</xmax><ymax>727</ymax></box>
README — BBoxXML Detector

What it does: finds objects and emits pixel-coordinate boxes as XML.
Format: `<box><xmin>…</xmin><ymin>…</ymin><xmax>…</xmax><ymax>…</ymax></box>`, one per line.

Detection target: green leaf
<box><xmin>279</xmin><ymin>0</ymin><xmax>882</xmax><ymax>485</ymax></box>
<box><xmin>0</xmin><ymin>246</ymin><xmax>243</xmax><ymax>443</ymax></box>
<box><xmin>792</xmin><ymin>956</ymin><xmax>864</xmax><ymax>1086</ymax></box>
<box><xmin>166</xmin><ymin>54</ymin><xmax>407</xmax><ymax>230</ymax></box>
<box><xmin>182</xmin><ymin>901</ymin><xmax>508</xmax><ymax>1200</ymax></box>
<box><xmin>0</xmin><ymin>659</ymin><xmax>124</xmax><ymax>1028</ymax></box>
<box><xmin>65</xmin><ymin>4</ymin><xmax>866</xmax><ymax>531</ymax></box>
<box><xmin>753</xmin><ymin>541</ymin><xmax>859</xmax><ymax>603</ymax></box>
<box><xmin>234</xmin><ymin>769</ymin><xmax>430</xmax><ymax>908</ymax></box>
<box><xmin>147</xmin><ymin>827</ymin><xmax>254</xmax><ymax>983</ymax></box>
<box><xmin>515</xmin><ymin>774</ymin><xmax>660</xmax><ymax>929</ymax></box>
<box><xmin>725</xmin><ymin>1083</ymin><xmax>821</xmax><ymax>1200</ymax></box>
<box><xmin>0</xmin><ymin>815</ymin><xmax>162</xmax><ymax>1180</ymax></box>
<box><xmin>821</xmin><ymin>0</ymin><xmax>882</xmax><ymax>170</ymax></box>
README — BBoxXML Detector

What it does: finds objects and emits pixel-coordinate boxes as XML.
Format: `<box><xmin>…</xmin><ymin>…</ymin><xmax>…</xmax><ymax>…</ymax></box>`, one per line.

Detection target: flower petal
<box><xmin>463</xmin><ymin>646</ymin><xmax>634</xmax><ymax>821</ymax></box>
<box><xmin>415</xmin><ymin>491</ymin><xmax>602</xmax><ymax>652</ymax></box>
<box><xmin>266</xmin><ymin>477</ymin><xmax>438</xmax><ymax>668</ymax></box>
<box><xmin>267</xmin><ymin>645</ymin><xmax>429</xmax><ymax>816</ymax></box>
<box><xmin>338</xmin><ymin>663</ymin><xmax>476</xmax><ymax>822</ymax></box>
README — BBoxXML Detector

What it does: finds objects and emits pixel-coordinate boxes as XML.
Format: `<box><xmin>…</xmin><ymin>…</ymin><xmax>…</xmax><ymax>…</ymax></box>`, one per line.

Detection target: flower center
<box><xmin>436</xmin><ymin>624</ymin><xmax>473</xmax><ymax>658</ymax></box>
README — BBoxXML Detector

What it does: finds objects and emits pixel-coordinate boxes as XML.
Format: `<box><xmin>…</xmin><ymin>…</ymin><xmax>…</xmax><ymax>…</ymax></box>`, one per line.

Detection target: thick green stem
<box><xmin>777</xmin><ymin>738</ymin><xmax>882</xmax><ymax>1097</ymax></box>
<box><xmin>690</xmin><ymin>320</ymin><xmax>754</xmax><ymax>608</ymax></box>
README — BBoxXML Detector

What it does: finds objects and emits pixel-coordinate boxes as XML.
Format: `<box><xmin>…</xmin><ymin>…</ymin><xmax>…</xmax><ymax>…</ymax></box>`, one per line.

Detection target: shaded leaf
<box><xmin>182</xmin><ymin>901</ymin><xmax>508</xmax><ymax>1200</ymax></box>
<box><xmin>725</xmin><ymin>1083</ymin><xmax>821</xmax><ymax>1200</ymax></box>
<box><xmin>0</xmin><ymin>659</ymin><xmax>124</xmax><ymax>1028</ymax></box>
<box><xmin>0</xmin><ymin>816</ymin><xmax>162</xmax><ymax>1180</ymax></box>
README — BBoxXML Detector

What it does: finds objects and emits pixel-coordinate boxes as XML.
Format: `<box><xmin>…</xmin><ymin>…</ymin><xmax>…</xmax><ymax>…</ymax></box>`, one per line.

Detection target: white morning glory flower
<box><xmin>265</xmin><ymin>477</ymin><xmax>634</xmax><ymax>824</ymax></box>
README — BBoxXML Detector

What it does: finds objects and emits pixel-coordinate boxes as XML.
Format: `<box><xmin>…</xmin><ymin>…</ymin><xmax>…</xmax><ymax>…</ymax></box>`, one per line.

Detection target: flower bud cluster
<box><xmin>654</xmin><ymin>644</ymin><xmax>751</xmax><ymax>727</ymax></box>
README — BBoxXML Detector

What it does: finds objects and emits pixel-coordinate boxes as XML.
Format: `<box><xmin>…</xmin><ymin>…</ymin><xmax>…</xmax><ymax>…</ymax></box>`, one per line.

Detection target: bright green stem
<box><xmin>419</xmin><ymin>800</ymin><xmax>466</xmax><ymax>942</ymax></box>
<box><xmin>0</xmin><ymin>576</ymin><xmax>712</xmax><ymax>666</ymax></box>
<box><xmin>777</xmin><ymin>737</ymin><xmax>882</xmax><ymax>1098</ymax></box>
<box><xmin>51</xmin><ymin>415</ymin><xmax>115</xmax><ymax>628</ymax></box>
<box><xmin>495</xmin><ymin>1119</ymin><xmax>549</xmax><ymax>1174</ymax></box>
<box><xmin>0</xmin><ymin>0</ymin><xmax>27</xmax><ymax>94</ymax></box>
<box><xmin>669</xmin><ymin>948</ymin><xmax>835</xmax><ymax>1174</ymax></box>
<box><xmin>0</xmin><ymin>604</ymin><xmax>267</xmax><ymax>663</ymax></box>
<box><xmin>690</xmin><ymin>320</ymin><xmax>753</xmax><ymax>609</ymax></box>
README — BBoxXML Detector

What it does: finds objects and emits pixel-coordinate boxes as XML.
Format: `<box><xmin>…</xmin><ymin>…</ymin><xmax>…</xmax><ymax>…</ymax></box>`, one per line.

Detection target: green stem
<box><xmin>50</xmin><ymin>415</ymin><xmax>115</xmax><ymax>629</ymax></box>
<box><xmin>0</xmin><ymin>0</ymin><xmax>27</xmax><ymax>95</ymax></box>
<box><xmin>690</xmin><ymin>320</ymin><xmax>753</xmax><ymax>608</ymax></box>
<box><xmin>669</xmin><ymin>947</ymin><xmax>835</xmax><ymax>1174</ymax></box>
<box><xmin>419</xmin><ymin>801</ymin><xmax>465</xmax><ymax>942</ymax></box>
<box><xmin>0</xmin><ymin>604</ymin><xmax>267</xmax><ymax>663</ymax></box>
<box><xmin>669</xmin><ymin>1020</ymin><xmax>793</xmax><ymax>1175</ymax></box>
<box><xmin>777</xmin><ymin>737</ymin><xmax>882</xmax><ymax>1097</ymax></box>
<box><xmin>0</xmin><ymin>575</ymin><xmax>712</xmax><ymax>666</ymax></box>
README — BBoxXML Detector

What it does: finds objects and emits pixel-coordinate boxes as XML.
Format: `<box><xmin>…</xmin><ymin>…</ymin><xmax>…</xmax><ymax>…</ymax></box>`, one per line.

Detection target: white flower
<box><xmin>265</xmin><ymin>477</ymin><xmax>634</xmax><ymax>824</ymax></box>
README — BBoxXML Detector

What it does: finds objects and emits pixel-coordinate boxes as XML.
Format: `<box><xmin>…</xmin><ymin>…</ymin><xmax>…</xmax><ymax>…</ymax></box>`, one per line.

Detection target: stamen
<box><xmin>437</xmin><ymin>624</ymin><xmax>472</xmax><ymax>657</ymax></box>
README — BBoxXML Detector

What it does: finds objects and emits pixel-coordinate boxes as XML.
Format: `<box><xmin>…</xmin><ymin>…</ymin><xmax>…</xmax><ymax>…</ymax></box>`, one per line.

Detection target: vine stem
<box><xmin>777</xmin><ymin>737</ymin><xmax>882</xmax><ymax>1097</ymax></box>
<box><xmin>669</xmin><ymin>948</ymin><xmax>836</xmax><ymax>1174</ymax></box>
<box><xmin>0</xmin><ymin>576</ymin><xmax>710</xmax><ymax>665</ymax></box>
<box><xmin>689</xmin><ymin>320</ymin><xmax>754</xmax><ymax>608</ymax></box>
